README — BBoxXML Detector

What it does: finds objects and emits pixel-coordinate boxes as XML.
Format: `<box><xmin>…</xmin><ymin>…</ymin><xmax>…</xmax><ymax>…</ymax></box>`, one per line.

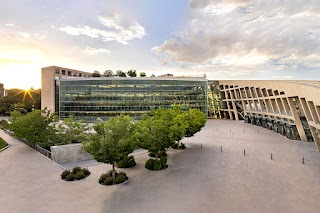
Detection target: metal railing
<box><xmin>19</xmin><ymin>138</ymin><xmax>52</xmax><ymax>159</ymax></box>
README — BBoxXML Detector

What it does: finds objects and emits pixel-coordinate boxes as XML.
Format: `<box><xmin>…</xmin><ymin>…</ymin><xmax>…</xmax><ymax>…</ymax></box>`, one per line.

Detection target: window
<box><xmin>61</xmin><ymin>70</ymin><xmax>66</xmax><ymax>75</ymax></box>
<box><xmin>73</xmin><ymin>72</ymin><xmax>77</xmax><ymax>77</ymax></box>
<box><xmin>79</xmin><ymin>73</ymin><xmax>82</xmax><ymax>77</ymax></box>
<box><xmin>55</xmin><ymin>69</ymin><xmax>60</xmax><ymax>74</ymax></box>
<box><xmin>68</xmin><ymin>71</ymin><xmax>72</xmax><ymax>76</ymax></box>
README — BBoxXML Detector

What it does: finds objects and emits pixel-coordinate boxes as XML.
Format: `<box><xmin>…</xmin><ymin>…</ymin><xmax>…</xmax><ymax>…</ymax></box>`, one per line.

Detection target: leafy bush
<box><xmin>145</xmin><ymin>158</ymin><xmax>155</xmax><ymax>170</ymax></box>
<box><xmin>172</xmin><ymin>142</ymin><xmax>186</xmax><ymax>150</ymax></box>
<box><xmin>103</xmin><ymin>177</ymin><xmax>115</xmax><ymax>185</ymax></box>
<box><xmin>61</xmin><ymin>170</ymin><xmax>71</xmax><ymax>179</ymax></box>
<box><xmin>99</xmin><ymin>170</ymin><xmax>128</xmax><ymax>185</ymax></box>
<box><xmin>115</xmin><ymin>172</ymin><xmax>128</xmax><ymax>184</ymax></box>
<box><xmin>145</xmin><ymin>158</ymin><xmax>167</xmax><ymax>171</ymax></box>
<box><xmin>72</xmin><ymin>166</ymin><xmax>82</xmax><ymax>174</ymax></box>
<box><xmin>61</xmin><ymin>166</ymin><xmax>90</xmax><ymax>181</ymax></box>
<box><xmin>65</xmin><ymin>174</ymin><xmax>76</xmax><ymax>181</ymax></box>
<box><xmin>83</xmin><ymin>168</ymin><xmax>90</xmax><ymax>176</ymax></box>
<box><xmin>116</xmin><ymin>155</ymin><xmax>136</xmax><ymax>168</ymax></box>
<box><xmin>0</xmin><ymin>120</ymin><xmax>9</xmax><ymax>130</ymax></box>
<box><xmin>180</xmin><ymin>143</ymin><xmax>186</xmax><ymax>149</ymax></box>
<box><xmin>74</xmin><ymin>171</ymin><xmax>86</xmax><ymax>180</ymax></box>
<box><xmin>171</xmin><ymin>143</ymin><xmax>179</xmax><ymax>149</ymax></box>
<box><xmin>148</xmin><ymin>151</ymin><xmax>167</xmax><ymax>158</ymax></box>
<box><xmin>153</xmin><ymin>160</ymin><xmax>162</xmax><ymax>170</ymax></box>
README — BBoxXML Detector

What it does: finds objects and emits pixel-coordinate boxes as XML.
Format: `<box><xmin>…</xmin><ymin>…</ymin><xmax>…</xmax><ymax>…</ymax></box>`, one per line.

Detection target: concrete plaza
<box><xmin>1</xmin><ymin>120</ymin><xmax>320</xmax><ymax>213</ymax></box>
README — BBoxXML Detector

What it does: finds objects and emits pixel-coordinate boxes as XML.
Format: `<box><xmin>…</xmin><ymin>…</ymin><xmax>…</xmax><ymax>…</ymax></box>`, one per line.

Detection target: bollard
<box><xmin>201</xmin><ymin>144</ymin><xmax>203</xmax><ymax>149</ymax></box>
<box><xmin>302</xmin><ymin>157</ymin><xmax>304</xmax><ymax>164</ymax></box>
<box><xmin>271</xmin><ymin>153</ymin><xmax>273</xmax><ymax>160</ymax></box>
<box><xmin>221</xmin><ymin>146</ymin><xmax>222</xmax><ymax>152</ymax></box>
<box><xmin>244</xmin><ymin>150</ymin><xmax>246</xmax><ymax>156</ymax></box>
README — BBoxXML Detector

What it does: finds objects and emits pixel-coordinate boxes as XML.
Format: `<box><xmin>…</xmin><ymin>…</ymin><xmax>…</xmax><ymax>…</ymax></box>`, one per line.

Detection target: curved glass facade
<box><xmin>59</xmin><ymin>78</ymin><xmax>208</xmax><ymax>122</ymax></box>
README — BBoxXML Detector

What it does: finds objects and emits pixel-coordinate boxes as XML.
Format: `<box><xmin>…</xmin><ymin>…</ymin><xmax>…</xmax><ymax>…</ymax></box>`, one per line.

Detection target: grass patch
<box><xmin>0</xmin><ymin>137</ymin><xmax>8</xmax><ymax>150</ymax></box>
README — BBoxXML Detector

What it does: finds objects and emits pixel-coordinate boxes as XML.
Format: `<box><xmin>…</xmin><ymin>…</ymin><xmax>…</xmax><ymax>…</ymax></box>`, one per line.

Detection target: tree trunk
<box><xmin>112</xmin><ymin>163</ymin><xmax>116</xmax><ymax>178</ymax></box>
<box><xmin>155</xmin><ymin>153</ymin><xmax>159</xmax><ymax>161</ymax></box>
<box><xmin>177</xmin><ymin>140</ymin><xmax>180</xmax><ymax>148</ymax></box>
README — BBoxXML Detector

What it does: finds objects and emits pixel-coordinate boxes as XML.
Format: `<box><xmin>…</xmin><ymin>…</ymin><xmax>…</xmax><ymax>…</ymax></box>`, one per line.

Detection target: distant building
<box><xmin>0</xmin><ymin>83</ymin><xmax>4</xmax><ymax>98</ymax></box>
<box><xmin>41</xmin><ymin>66</ymin><xmax>320</xmax><ymax>151</ymax></box>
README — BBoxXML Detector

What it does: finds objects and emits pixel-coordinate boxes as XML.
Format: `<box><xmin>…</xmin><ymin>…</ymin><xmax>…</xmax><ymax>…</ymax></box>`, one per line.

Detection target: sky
<box><xmin>0</xmin><ymin>0</ymin><xmax>319</xmax><ymax>89</ymax></box>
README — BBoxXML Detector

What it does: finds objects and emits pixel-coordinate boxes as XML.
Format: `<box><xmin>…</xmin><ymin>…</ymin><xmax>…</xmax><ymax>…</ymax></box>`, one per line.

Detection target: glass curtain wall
<box><xmin>59</xmin><ymin>78</ymin><xmax>208</xmax><ymax>122</ymax></box>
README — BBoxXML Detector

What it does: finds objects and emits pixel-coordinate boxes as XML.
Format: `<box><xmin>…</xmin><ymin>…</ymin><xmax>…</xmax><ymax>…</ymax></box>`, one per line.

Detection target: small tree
<box><xmin>116</xmin><ymin>70</ymin><xmax>126</xmax><ymax>77</ymax></box>
<box><xmin>83</xmin><ymin>115</ymin><xmax>135</xmax><ymax>178</ymax></box>
<box><xmin>9</xmin><ymin>109</ymin><xmax>57</xmax><ymax>148</ymax></box>
<box><xmin>92</xmin><ymin>71</ymin><xmax>101</xmax><ymax>77</ymax></box>
<box><xmin>185</xmin><ymin>108</ymin><xmax>206</xmax><ymax>138</ymax></box>
<box><xmin>104</xmin><ymin>70</ymin><xmax>114</xmax><ymax>77</ymax></box>
<box><xmin>127</xmin><ymin>70</ymin><xmax>137</xmax><ymax>77</ymax></box>
<box><xmin>55</xmin><ymin>115</ymin><xmax>89</xmax><ymax>145</ymax></box>
<box><xmin>140</xmin><ymin>72</ymin><xmax>146</xmax><ymax>77</ymax></box>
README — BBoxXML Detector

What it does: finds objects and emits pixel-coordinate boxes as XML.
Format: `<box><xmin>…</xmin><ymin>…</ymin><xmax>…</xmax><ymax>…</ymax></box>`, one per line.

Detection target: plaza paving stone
<box><xmin>1</xmin><ymin>120</ymin><xmax>320</xmax><ymax>213</ymax></box>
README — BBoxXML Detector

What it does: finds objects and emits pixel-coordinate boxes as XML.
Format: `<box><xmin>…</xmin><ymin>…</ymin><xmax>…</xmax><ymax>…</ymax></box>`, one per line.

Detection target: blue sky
<box><xmin>0</xmin><ymin>0</ymin><xmax>319</xmax><ymax>89</ymax></box>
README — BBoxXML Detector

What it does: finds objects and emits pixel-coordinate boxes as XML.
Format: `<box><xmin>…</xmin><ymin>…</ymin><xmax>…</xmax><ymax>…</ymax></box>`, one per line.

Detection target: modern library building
<box><xmin>42</xmin><ymin>66</ymin><xmax>320</xmax><ymax>151</ymax></box>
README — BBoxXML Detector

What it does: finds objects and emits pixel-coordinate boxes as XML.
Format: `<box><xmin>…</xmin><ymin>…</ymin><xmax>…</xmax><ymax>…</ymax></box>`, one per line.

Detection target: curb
<box><xmin>0</xmin><ymin>144</ymin><xmax>11</xmax><ymax>152</ymax></box>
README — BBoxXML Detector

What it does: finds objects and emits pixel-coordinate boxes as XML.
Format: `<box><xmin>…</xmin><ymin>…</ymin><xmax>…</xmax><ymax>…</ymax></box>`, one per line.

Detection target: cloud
<box><xmin>5</xmin><ymin>24</ymin><xmax>15</xmax><ymax>27</ymax></box>
<box><xmin>84</xmin><ymin>47</ymin><xmax>110</xmax><ymax>55</ymax></box>
<box><xmin>153</xmin><ymin>0</ymin><xmax>320</xmax><ymax>77</ymax></box>
<box><xmin>59</xmin><ymin>15</ymin><xmax>146</xmax><ymax>45</ymax></box>
<box><xmin>19</xmin><ymin>32</ymin><xmax>30</xmax><ymax>38</ymax></box>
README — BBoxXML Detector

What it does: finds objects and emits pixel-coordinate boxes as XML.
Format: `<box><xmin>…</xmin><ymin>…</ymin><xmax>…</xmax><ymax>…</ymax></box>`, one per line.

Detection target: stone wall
<box><xmin>51</xmin><ymin>143</ymin><xmax>93</xmax><ymax>164</ymax></box>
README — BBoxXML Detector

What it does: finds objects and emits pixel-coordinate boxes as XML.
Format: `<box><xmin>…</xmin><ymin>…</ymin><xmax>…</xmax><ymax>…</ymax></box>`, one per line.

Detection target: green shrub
<box><xmin>153</xmin><ymin>160</ymin><xmax>162</xmax><ymax>170</ymax></box>
<box><xmin>114</xmin><ymin>172</ymin><xmax>128</xmax><ymax>184</ymax></box>
<box><xmin>116</xmin><ymin>155</ymin><xmax>136</xmax><ymax>168</ymax></box>
<box><xmin>0</xmin><ymin>120</ymin><xmax>9</xmax><ymax>130</ymax></box>
<box><xmin>180</xmin><ymin>143</ymin><xmax>186</xmax><ymax>149</ymax></box>
<box><xmin>61</xmin><ymin>170</ymin><xmax>71</xmax><ymax>179</ymax></box>
<box><xmin>148</xmin><ymin>152</ymin><xmax>156</xmax><ymax>157</ymax></box>
<box><xmin>61</xmin><ymin>166</ymin><xmax>90</xmax><ymax>181</ymax></box>
<box><xmin>145</xmin><ymin>158</ymin><xmax>167</xmax><ymax>171</ymax></box>
<box><xmin>106</xmin><ymin>170</ymin><xmax>114</xmax><ymax>177</ymax></box>
<box><xmin>74</xmin><ymin>171</ymin><xmax>86</xmax><ymax>180</ymax></box>
<box><xmin>72</xmin><ymin>166</ymin><xmax>82</xmax><ymax>174</ymax></box>
<box><xmin>83</xmin><ymin>168</ymin><xmax>90</xmax><ymax>176</ymax></box>
<box><xmin>99</xmin><ymin>171</ymin><xmax>128</xmax><ymax>185</ymax></box>
<box><xmin>172</xmin><ymin>143</ymin><xmax>179</xmax><ymax>149</ymax></box>
<box><xmin>99</xmin><ymin>174</ymin><xmax>109</xmax><ymax>184</ymax></box>
<box><xmin>65</xmin><ymin>174</ymin><xmax>76</xmax><ymax>181</ymax></box>
<box><xmin>104</xmin><ymin>177</ymin><xmax>114</xmax><ymax>185</ymax></box>
<box><xmin>160</xmin><ymin>156</ymin><xmax>167</xmax><ymax>165</ymax></box>
<box><xmin>145</xmin><ymin>158</ymin><xmax>155</xmax><ymax>170</ymax></box>
<box><xmin>148</xmin><ymin>151</ymin><xmax>167</xmax><ymax>158</ymax></box>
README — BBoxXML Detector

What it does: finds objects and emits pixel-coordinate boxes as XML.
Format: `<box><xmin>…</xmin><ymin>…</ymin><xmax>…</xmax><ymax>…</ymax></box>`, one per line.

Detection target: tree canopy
<box><xmin>55</xmin><ymin>115</ymin><xmax>89</xmax><ymax>145</ymax></box>
<box><xmin>92</xmin><ymin>71</ymin><xmax>101</xmax><ymax>77</ymax></box>
<box><xmin>139</xmin><ymin>72</ymin><xmax>146</xmax><ymax>77</ymax></box>
<box><xmin>185</xmin><ymin>108</ymin><xmax>207</xmax><ymax>138</ymax></box>
<box><xmin>0</xmin><ymin>88</ymin><xmax>41</xmax><ymax>115</ymax></box>
<box><xmin>83</xmin><ymin>115</ymin><xmax>136</xmax><ymax>177</ymax></box>
<box><xmin>127</xmin><ymin>70</ymin><xmax>137</xmax><ymax>77</ymax></box>
<box><xmin>9</xmin><ymin>109</ymin><xmax>57</xmax><ymax>148</ymax></box>
<box><xmin>104</xmin><ymin>70</ymin><xmax>114</xmax><ymax>77</ymax></box>
<box><xmin>116</xmin><ymin>70</ymin><xmax>127</xmax><ymax>77</ymax></box>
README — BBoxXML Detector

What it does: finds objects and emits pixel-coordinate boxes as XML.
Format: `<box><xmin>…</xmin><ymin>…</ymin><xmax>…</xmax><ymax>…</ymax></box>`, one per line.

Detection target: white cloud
<box><xmin>84</xmin><ymin>47</ymin><xmax>110</xmax><ymax>55</ymax></box>
<box><xmin>152</xmin><ymin>0</ymin><xmax>320</xmax><ymax>77</ymax></box>
<box><xmin>59</xmin><ymin>15</ymin><xmax>146</xmax><ymax>45</ymax></box>
<box><xmin>5</xmin><ymin>24</ymin><xmax>15</xmax><ymax>27</ymax></box>
<box><xmin>19</xmin><ymin>32</ymin><xmax>30</xmax><ymax>38</ymax></box>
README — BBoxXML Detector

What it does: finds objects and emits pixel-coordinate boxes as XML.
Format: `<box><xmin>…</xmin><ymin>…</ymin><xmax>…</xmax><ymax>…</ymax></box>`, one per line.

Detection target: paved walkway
<box><xmin>1</xmin><ymin>120</ymin><xmax>320</xmax><ymax>213</ymax></box>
